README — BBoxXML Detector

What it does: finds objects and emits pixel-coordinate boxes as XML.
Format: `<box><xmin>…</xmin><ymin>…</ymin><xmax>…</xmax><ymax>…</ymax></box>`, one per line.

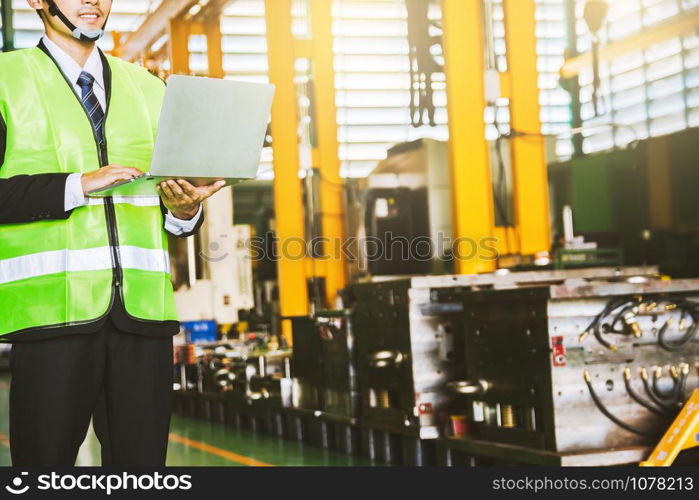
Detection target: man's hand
<box><xmin>158</xmin><ymin>179</ymin><xmax>226</xmax><ymax>220</ymax></box>
<box><xmin>81</xmin><ymin>165</ymin><xmax>144</xmax><ymax>195</ymax></box>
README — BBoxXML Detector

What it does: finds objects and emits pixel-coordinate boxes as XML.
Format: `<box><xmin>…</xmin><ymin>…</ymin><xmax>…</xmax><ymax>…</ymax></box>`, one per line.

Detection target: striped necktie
<box><xmin>76</xmin><ymin>71</ymin><xmax>105</xmax><ymax>143</ymax></box>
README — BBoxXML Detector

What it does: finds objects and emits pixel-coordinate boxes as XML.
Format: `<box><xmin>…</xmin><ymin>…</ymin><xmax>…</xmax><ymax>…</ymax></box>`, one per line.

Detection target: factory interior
<box><xmin>2</xmin><ymin>0</ymin><xmax>699</xmax><ymax>467</ymax></box>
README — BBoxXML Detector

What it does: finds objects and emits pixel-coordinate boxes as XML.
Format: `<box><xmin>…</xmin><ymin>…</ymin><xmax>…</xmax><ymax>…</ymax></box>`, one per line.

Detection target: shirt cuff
<box><xmin>64</xmin><ymin>173</ymin><xmax>87</xmax><ymax>211</ymax></box>
<box><xmin>164</xmin><ymin>204</ymin><xmax>203</xmax><ymax>235</ymax></box>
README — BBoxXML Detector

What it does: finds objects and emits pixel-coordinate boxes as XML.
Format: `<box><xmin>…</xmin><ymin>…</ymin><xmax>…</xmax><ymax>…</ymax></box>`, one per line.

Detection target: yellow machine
<box><xmin>641</xmin><ymin>388</ymin><xmax>699</xmax><ymax>466</ymax></box>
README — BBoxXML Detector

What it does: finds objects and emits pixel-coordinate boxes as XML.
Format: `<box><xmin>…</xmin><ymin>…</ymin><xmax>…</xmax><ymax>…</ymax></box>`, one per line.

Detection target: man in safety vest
<box><xmin>0</xmin><ymin>0</ymin><xmax>225</xmax><ymax>465</ymax></box>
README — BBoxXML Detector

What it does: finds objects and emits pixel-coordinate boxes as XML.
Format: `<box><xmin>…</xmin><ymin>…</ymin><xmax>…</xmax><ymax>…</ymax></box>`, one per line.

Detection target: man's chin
<box><xmin>74</xmin><ymin>24</ymin><xmax>104</xmax><ymax>31</ymax></box>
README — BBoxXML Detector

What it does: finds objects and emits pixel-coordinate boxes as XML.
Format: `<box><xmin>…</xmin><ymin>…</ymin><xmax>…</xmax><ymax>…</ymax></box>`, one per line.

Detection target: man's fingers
<box><xmin>104</xmin><ymin>169</ymin><xmax>143</xmax><ymax>185</ymax></box>
<box><xmin>124</xmin><ymin>168</ymin><xmax>144</xmax><ymax>176</ymax></box>
<box><xmin>107</xmin><ymin>173</ymin><xmax>137</xmax><ymax>186</ymax></box>
<box><xmin>177</xmin><ymin>179</ymin><xmax>200</xmax><ymax>200</ymax></box>
<box><xmin>202</xmin><ymin>180</ymin><xmax>226</xmax><ymax>198</ymax></box>
<box><xmin>166</xmin><ymin>180</ymin><xmax>184</xmax><ymax>196</ymax></box>
<box><xmin>167</xmin><ymin>180</ymin><xmax>192</xmax><ymax>202</ymax></box>
<box><xmin>160</xmin><ymin>182</ymin><xmax>176</xmax><ymax>199</ymax></box>
<box><xmin>108</xmin><ymin>166</ymin><xmax>143</xmax><ymax>176</ymax></box>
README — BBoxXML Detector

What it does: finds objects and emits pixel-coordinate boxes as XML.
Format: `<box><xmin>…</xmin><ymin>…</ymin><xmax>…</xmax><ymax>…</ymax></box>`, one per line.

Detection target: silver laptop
<box><xmin>88</xmin><ymin>75</ymin><xmax>275</xmax><ymax>196</ymax></box>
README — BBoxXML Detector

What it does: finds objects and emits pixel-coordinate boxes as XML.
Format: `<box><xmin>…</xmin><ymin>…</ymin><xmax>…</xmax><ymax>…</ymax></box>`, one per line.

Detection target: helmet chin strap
<box><xmin>44</xmin><ymin>0</ymin><xmax>108</xmax><ymax>42</ymax></box>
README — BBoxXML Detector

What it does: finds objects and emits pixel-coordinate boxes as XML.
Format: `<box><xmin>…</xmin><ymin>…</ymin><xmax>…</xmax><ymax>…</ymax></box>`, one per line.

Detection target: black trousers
<box><xmin>9</xmin><ymin>318</ymin><xmax>174</xmax><ymax>466</ymax></box>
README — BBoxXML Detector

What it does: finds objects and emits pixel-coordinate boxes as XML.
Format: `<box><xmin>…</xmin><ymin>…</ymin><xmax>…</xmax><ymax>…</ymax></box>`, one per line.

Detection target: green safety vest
<box><xmin>0</xmin><ymin>46</ymin><xmax>178</xmax><ymax>337</ymax></box>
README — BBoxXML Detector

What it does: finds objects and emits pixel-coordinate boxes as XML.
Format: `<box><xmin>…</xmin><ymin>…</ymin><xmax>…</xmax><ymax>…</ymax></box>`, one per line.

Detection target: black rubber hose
<box><xmin>641</xmin><ymin>370</ymin><xmax>677</xmax><ymax>413</ymax></box>
<box><xmin>610</xmin><ymin>304</ymin><xmax>639</xmax><ymax>335</ymax></box>
<box><xmin>658</xmin><ymin>311</ymin><xmax>699</xmax><ymax>351</ymax></box>
<box><xmin>584</xmin><ymin>372</ymin><xmax>661</xmax><ymax>437</ymax></box>
<box><xmin>623</xmin><ymin>370</ymin><xmax>674</xmax><ymax>419</ymax></box>
<box><xmin>584</xmin><ymin>297</ymin><xmax>634</xmax><ymax>350</ymax></box>
<box><xmin>655</xmin><ymin>297</ymin><xmax>699</xmax><ymax>351</ymax></box>
<box><xmin>675</xmin><ymin>368</ymin><xmax>689</xmax><ymax>405</ymax></box>
<box><xmin>592</xmin><ymin>322</ymin><xmax>616</xmax><ymax>350</ymax></box>
<box><xmin>652</xmin><ymin>368</ymin><xmax>679</xmax><ymax>401</ymax></box>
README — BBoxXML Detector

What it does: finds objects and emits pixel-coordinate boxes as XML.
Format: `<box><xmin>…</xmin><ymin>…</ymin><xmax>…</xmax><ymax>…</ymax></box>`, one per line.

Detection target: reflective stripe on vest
<box><xmin>0</xmin><ymin>247</ymin><xmax>170</xmax><ymax>285</ymax></box>
<box><xmin>86</xmin><ymin>196</ymin><xmax>162</xmax><ymax>207</ymax></box>
<box><xmin>0</xmin><ymin>48</ymin><xmax>178</xmax><ymax>336</ymax></box>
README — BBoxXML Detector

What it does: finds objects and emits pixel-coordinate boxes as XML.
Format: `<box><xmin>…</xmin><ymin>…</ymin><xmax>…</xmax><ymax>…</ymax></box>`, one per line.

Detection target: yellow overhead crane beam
<box><xmin>265</xmin><ymin>0</ymin><xmax>347</xmax><ymax>343</ymax></box>
<box><xmin>114</xmin><ymin>0</ymin><xmax>233</xmax><ymax>74</ymax></box>
<box><xmin>561</xmin><ymin>5</ymin><xmax>699</xmax><ymax>79</ymax></box>
<box><xmin>112</xmin><ymin>0</ymin><xmax>196</xmax><ymax>61</ymax></box>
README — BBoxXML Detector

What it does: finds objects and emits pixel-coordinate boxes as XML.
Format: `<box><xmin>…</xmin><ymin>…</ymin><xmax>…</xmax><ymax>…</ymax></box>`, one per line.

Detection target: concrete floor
<box><xmin>0</xmin><ymin>372</ymin><xmax>373</xmax><ymax>466</ymax></box>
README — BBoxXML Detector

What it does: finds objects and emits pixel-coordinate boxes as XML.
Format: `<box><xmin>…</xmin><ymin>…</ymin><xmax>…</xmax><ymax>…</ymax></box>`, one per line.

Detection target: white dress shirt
<box><xmin>41</xmin><ymin>35</ymin><xmax>202</xmax><ymax>234</ymax></box>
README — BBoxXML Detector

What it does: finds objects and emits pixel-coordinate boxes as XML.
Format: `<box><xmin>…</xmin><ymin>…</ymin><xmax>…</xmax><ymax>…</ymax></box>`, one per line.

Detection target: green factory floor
<box><xmin>0</xmin><ymin>372</ymin><xmax>373</xmax><ymax>466</ymax></box>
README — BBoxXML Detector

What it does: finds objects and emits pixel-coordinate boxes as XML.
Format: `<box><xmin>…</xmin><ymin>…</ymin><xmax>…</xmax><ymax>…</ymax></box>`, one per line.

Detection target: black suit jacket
<box><xmin>0</xmin><ymin>42</ymin><xmax>202</xmax><ymax>342</ymax></box>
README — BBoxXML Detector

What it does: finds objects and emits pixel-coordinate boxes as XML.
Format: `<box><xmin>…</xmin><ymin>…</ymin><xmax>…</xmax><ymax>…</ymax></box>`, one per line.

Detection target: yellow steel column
<box><xmin>111</xmin><ymin>31</ymin><xmax>123</xmax><ymax>57</ymax></box>
<box><xmin>205</xmin><ymin>17</ymin><xmax>225</xmax><ymax>79</ymax></box>
<box><xmin>442</xmin><ymin>0</ymin><xmax>496</xmax><ymax>274</ymax></box>
<box><xmin>309</xmin><ymin>0</ymin><xmax>346</xmax><ymax>307</ymax></box>
<box><xmin>168</xmin><ymin>17</ymin><xmax>191</xmax><ymax>74</ymax></box>
<box><xmin>265</xmin><ymin>0</ymin><xmax>309</xmax><ymax>341</ymax></box>
<box><xmin>503</xmin><ymin>0</ymin><xmax>551</xmax><ymax>256</ymax></box>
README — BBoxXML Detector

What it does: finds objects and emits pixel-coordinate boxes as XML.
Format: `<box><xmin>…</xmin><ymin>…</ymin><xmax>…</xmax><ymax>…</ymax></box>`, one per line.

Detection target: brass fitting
<box><xmin>578</xmin><ymin>330</ymin><xmax>589</xmax><ymax>343</ymax></box>
<box><xmin>623</xmin><ymin>367</ymin><xmax>631</xmax><ymax>380</ymax></box>
<box><xmin>623</xmin><ymin>311</ymin><xmax>642</xmax><ymax>338</ymax></box>
<box><xmin>583</xmin><ymin>370</ymin><xmax>591</xmax><ymax>383</ymax></box>
<box><xmin>500</xmin><ymin>405</ymin><xmax>517</xmax><ymax>428</ymax></box>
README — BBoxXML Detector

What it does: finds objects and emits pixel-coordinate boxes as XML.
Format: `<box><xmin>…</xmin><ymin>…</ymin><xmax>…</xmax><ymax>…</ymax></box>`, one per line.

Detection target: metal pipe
<box><xmin>1</xmin><ymin>0</ymin><xmax>14</xmax><ymax>52</ymax></box>
<box><xmin>483</xmin><ymin>0</ymin><xmax>497</xmax><ymax>71</ymax></box>
<box><xmin>258</xmin><ymin>355</ymin><xmax>267</xmax><ymax>377</ymax></box>
<box><xmin>564</xmin><ymin>0</ymin><xmax>583</xmax><ymax>156</ymax></box>
<box><xmin>563</xmin><ymin>205</ymin><xmax>575</xmax><ymax>244</ymax></box>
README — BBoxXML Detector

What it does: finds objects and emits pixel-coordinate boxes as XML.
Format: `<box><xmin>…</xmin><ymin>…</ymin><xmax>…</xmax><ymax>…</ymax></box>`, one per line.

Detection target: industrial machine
<box><xmin>290</xmin><ymin>312</ymin><xmax>359</xmax><ymax>419</ymax></box>
<box><xmin>348</xmin><ymin>277</ymin><xmax>465</xmax><ymax>465</ymax></box>
<box><xmin>239</xmin><ymin>349</ymin><xmax>294</xmax><ymax>434</ymax></box>
<box><xmin>347</xmin><ymin>139</ymin><xmax>455</xmax><ymax>278</ymax></box>
<box><xmin>173</xmin><ymin>331</ymin><xmax>292</xmax><ymax>431</ymax></box>
<box><xmin>291</xmin><ymin>311</ymin><xmax>361</xmax><ymax>450</ymax></box>
<box><xmin>431</xmin><ymin>269</ymin><xmax>699</xmax><ymax>465</ymax></box>
<box><xmin>172</xmin><ymin>267</ymin><xmax>698</xmax><ymax>466</ymax></box>
<box><xmin>347</xmin><ymin>267</ymin><xmax>699</xmax><ymax>465</ymax></box>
